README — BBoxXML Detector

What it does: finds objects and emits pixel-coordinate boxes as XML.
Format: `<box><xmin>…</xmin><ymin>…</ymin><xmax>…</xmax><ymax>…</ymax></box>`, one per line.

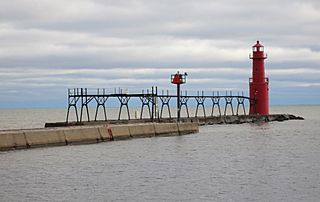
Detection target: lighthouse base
<box><xmin>249</xmin><ymin>78</ymin><xmax>269</xmax><ymax>115</ymax></box>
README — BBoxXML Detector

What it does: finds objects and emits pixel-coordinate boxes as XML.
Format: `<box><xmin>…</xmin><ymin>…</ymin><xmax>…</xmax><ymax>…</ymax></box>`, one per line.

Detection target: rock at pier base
<box><xmin>195</xmin><ymin>114</ymin><xmax>304</xmax><ymax>125</ymax></box>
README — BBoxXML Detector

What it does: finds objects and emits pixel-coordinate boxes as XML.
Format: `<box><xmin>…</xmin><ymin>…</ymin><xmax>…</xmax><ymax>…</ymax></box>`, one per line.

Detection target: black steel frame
<box><xmin>66</xmin><ymin>87</ymin><xmax>253</xmax><ymax>123</ymax></box>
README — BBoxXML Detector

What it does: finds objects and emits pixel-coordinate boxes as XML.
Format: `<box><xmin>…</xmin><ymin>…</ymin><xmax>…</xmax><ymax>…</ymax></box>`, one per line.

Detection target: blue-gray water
<box><xmin>0</xmin><ymin>105</ymin><xmax>319</xmax><ymax>201</ymax></box>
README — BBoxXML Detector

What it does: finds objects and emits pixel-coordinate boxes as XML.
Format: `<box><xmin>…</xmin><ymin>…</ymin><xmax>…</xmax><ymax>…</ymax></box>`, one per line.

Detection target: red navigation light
<box><xmin>171</xmin><ymin>71</ymin><xmax>187</xmax><ymax>85</ymax></box>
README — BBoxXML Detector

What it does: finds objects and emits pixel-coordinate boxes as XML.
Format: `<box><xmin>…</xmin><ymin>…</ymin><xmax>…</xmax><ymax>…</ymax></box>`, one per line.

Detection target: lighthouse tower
<box><xmin>249</xmin><ymin>40</ymin><xmax>269</xmax><ymax>115</ymax></box>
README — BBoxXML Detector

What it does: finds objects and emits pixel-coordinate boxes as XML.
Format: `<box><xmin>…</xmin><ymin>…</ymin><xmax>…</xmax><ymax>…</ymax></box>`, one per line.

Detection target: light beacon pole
<box><xmin>171</xmin><ymin>71</ymin><xmax>187</xmax><ymax>122</ymax></box>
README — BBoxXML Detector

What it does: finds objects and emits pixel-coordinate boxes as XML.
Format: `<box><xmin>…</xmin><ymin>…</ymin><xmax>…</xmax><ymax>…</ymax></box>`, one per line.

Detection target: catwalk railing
<box><xmin>66</xmin><ymin>87</ymin><xmax>255</xmax><ymax>123</ymax></box>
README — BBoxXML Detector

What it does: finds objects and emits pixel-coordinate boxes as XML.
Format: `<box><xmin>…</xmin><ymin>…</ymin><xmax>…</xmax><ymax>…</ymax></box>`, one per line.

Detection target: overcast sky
<box><xmin>0</xmin><ymin>0</ymin><xmax>319</xmax><ymax>108</ymax></box>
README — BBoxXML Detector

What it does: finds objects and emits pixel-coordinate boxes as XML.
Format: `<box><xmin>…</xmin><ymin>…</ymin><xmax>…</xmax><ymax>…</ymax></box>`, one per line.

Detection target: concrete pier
<box><xmin>0</xmin><ymin>122</ymin><xmax>199</xmax><ymax>151</ymax></box>
<box><xmin>45</xmin><ymin>114</ymin><xmax>304</xmax><ymax>127</ymax></box>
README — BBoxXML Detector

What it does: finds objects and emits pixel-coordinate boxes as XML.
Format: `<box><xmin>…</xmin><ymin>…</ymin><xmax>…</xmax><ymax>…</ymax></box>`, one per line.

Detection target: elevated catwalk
<box><xmin>63</xmin><ymin>87</ymin><xmax>253</xmax><ymax>124</ymax></box>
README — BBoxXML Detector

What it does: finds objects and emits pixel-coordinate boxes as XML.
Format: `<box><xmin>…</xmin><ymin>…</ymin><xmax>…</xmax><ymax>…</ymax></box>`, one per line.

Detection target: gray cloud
<box><xmin>0</xmin><ymin>0</ymin><xmax>319</xmax><ymax>107</ymax></box>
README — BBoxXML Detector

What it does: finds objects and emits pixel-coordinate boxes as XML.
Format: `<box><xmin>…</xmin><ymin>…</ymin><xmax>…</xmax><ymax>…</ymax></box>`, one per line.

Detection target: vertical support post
<box><xmin>151</xmin><ymin>86</ymin><xmax>154</xmax><ymax>122</ymax></box>
<box><xmin>80</xmin><ymin>88</ymin><xmax>84</xmax><ymax>122</ymax></box>
<box><xmin>177</xmin><ymin>83</ymin><xmax>181</xmax><ymax>122</ymax></box>
<box><xmin>159</xmin><ymin>90</ymin><xmax>171</xmax><ymax>119</ymax></box>
<box><xmin>66</xmin><ymin>88</ymin><xmax>80</xmax><ymax>123</ymax></box>
<box><xmin>155</xmin><ymin>86</ymin><xmax>159</xmax><ymax>121</ymax></box>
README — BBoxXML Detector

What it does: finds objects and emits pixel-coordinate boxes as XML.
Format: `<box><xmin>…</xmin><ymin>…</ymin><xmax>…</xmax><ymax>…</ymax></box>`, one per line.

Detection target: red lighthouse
<box><xmin>249</xmin><ymin>40</ymin><xmax>269</xmax><ymax>115</ymax></box>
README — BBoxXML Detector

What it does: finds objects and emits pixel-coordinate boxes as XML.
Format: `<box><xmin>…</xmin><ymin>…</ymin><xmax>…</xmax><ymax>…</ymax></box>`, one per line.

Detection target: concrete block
<box><xmin>128</xmin><ymin>123</ymin><xmax>155</xmax><ymax>138</ymax></box>
<box><xmin>64</xmin><ymin>127</ymin><xmax>101</xmax><ymax>144</ymax></box>
<box><xmin>108</xmin><ymin>125</ymin><xmax>131</xmax><ymax>140</ymax></box>
<box><xmin>0</xmin><ymin>131</ymin><xmax>27</xmax><ymax>150</ymax></box>
<box><xmin>154</xmin><ymin>123</ymin><xmax>179</xmax><ymax>136</ymax></box>
<box><xmin>96</xmin><ymin>125</ymin><xmax>113</xmax><ymax>141</ymax></box>
<box><xmin>24</xmin><ymin>129</ymin><xmax>66</xmax><ymax>147</ymax></box>
<box><xmin>178</xmin><ymin>122</ymin><xmax>199</xmax><ymax>135</ymax></box>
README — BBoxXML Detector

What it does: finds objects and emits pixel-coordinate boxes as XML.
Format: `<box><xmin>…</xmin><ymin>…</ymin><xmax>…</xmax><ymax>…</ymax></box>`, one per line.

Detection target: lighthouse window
<box><xmin>260</xmin><ymin>47</ymin><xmax>264</xmax><ymax>51</ymax></box>
<box><xmin>253</xmin><ymin>47</ymin><xmax>257</xmax><ymax>52</ymax></box>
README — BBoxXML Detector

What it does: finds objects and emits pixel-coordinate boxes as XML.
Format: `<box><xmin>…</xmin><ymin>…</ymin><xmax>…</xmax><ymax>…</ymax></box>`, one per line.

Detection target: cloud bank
<box><xmin>0</xmin><ymin>0</ymin><xmax>319</xmax><ymax>107</ymax></box>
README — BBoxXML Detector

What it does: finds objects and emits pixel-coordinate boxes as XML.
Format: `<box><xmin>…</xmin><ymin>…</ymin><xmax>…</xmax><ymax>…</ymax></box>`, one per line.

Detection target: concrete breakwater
<box><xmin>45</xmin><ymin>114</ymin><xmax>304</xmax><ymax>127</ymax></box>
<box><xmin>0</xmin><ymin>122</ymin><xmax>199</xmax><ymax>151</ymax></box>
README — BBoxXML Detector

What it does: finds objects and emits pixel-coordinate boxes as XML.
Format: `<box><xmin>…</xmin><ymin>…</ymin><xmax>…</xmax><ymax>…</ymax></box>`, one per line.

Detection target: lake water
<box><xmin>0</xmin><ymin>105</ymin><xmax>319</xmax><ymax>201</ymax></box>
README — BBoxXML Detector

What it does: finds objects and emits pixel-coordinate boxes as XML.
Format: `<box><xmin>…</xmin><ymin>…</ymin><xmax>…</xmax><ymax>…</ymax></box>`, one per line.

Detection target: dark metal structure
<box><xmin>66</xmin><ymin>87</ymin><xmax>253</xmax><ymax>123</ymax></box>
<box><xmin>171</xmin><ymin>71</ymin><xmax>188</xmax><ymax>122</ymax></box>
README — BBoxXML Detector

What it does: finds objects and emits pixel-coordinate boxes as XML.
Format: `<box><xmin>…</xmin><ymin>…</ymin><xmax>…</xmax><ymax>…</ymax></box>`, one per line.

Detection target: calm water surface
<box><xmin>0</xmin><ymin>106</ymin><xmax>319</xmax><ymax>201</ymax></box>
